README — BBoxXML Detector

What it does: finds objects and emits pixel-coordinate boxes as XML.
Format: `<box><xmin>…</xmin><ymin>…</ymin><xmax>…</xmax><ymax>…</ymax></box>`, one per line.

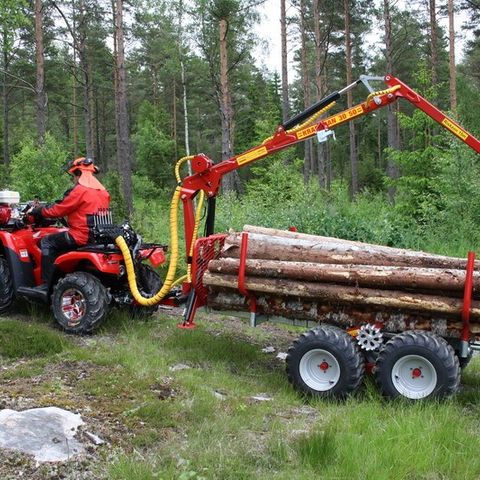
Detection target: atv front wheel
<box><xmin>52</xmin><ymin>272</ymin><xmax>109</xmax><ymax>334</ymax></box>
<box><xmin>0</xmin><ymin>257</ymin><xmax>14</xmax><ymax>314</ymax></box>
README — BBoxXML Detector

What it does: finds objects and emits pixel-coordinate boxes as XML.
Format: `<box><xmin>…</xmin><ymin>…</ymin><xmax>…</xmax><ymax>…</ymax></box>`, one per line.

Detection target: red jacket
<box><xmin>42</xmin><ymin>184</ymin><xmax>111</xmax><ymax>245</ymax></box>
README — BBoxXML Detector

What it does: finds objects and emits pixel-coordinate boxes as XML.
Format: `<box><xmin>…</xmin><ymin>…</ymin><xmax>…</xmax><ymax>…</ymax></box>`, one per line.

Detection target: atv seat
<box><xmin>76</xmin><ymin>244</ymin><xmax>120</xmax><ymax>254</ymax></box>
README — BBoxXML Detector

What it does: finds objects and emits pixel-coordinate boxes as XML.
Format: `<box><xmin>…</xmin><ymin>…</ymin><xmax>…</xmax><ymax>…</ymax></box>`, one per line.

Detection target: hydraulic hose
<box><xmin>117</xmin><ymin>155</ymin><xmax>205</xmax><ymax>307</ymax></box>
<box><xmin>115</xmin><ymin>185</ymin><xmax>182</xmax><ymax>307</ymax></box>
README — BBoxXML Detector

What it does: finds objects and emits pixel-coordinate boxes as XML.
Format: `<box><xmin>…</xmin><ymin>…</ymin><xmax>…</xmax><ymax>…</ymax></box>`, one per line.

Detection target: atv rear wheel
<box><xmin>128</xmin><ymin>264</ymin><xmax>162</xmax><ymax>318</ymax></box>
<box><xmin>52</xmin><ymin>272</ymin><xmax>109</xmax><ymax>334</ymax></box>
<box><xmin>0</xmin><ymin>256</ymin><xmax>14</xmax><ymax>314</ymax></box>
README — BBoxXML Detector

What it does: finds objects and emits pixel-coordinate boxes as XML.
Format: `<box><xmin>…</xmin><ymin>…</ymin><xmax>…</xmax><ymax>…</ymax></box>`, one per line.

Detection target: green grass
<box><xmin>0</xmin><ymin>319</ymin><xmax>70</xmax><ymax>358</ymax></box>
<box><xmin>2</xmin><ymin>310</ymin><xmax>480</xmax><ymax>479</ymax></box>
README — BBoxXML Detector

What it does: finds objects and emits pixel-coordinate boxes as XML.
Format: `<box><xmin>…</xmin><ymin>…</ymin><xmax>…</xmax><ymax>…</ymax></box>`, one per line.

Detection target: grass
<box><xmin>0</xmin><ymin>319</ymin><xmax>69</xmax><ymax>359</ymax></box>
<box><xmin>1</xmin><ymin>310</ymin><xmax>480</xmax><ymax>479</ymax></box>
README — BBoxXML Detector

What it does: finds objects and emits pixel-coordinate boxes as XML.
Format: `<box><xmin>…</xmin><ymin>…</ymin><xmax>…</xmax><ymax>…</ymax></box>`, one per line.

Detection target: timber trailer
<box><xmin>8</xmin><ymin>75</ymin><xmax>480</xmax><ymax>400</ymax></box>
<box><xmin>112</xmin><ymin>74</ymin><xmax>480</xmax><ymax>400</ymax></box>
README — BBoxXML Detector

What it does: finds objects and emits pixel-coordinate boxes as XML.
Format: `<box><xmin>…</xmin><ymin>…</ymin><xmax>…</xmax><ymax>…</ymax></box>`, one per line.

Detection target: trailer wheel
<box><xmin>375</xmin><ymin>331</ymin><xmax>460</xmax><ymax>400</ymax></box>
<box><xmin>52</xmin><ymin>272</ymin><xmax>109</xmax><ymax>334</ymax></box>
<box><xmin>286</xmin><ymin>325</ymin><xmax>365</xmax><ymax>399</ymax></box>
<box><xmin>0</xmin><ymin>257</ymin><xmax>14</xmax><ymax>314</ymax></box>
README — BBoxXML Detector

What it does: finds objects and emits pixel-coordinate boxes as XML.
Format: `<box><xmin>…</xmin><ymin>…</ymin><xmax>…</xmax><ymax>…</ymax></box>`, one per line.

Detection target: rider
<box><xmin>32</xmin><ymin>157</ymin><xmax>110</xmax><ymax>289</ymax></box>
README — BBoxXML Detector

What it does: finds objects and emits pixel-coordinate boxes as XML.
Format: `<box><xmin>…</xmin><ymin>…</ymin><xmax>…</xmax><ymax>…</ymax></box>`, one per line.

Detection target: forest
<box><xmin>1</xmin><ymin>0</ymin><xmax>480</xmax><ymax>255</ymax></box>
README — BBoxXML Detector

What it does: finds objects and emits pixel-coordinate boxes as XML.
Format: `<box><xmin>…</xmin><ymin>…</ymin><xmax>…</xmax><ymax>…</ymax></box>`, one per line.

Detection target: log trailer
<box><xmin>43</xmin><ymin>75</ymin><xmax>480</xmax><ymax>399</ymax></box>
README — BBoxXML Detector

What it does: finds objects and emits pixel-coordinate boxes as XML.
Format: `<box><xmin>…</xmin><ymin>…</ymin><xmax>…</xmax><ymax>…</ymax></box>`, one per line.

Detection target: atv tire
<box><xmin>0</xmin><ymin>257</ymin><xmax>14</xmax><ymax>314</ymax></box>
<box><xmin>129</xmin><ymin>264</ymin><xmax>162</xmax><ymax>318</ymax></box>
<box><xmin>52</xmin><ymin>272</ymin><xmax>109</xmax><ymax>334</ymax></box>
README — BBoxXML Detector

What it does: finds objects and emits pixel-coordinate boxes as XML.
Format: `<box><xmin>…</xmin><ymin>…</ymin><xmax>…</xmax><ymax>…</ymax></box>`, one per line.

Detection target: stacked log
<box><xmin>202</xmin><ymin>226</ymin><xmax>480</xmax><ymax>335</ymax></box>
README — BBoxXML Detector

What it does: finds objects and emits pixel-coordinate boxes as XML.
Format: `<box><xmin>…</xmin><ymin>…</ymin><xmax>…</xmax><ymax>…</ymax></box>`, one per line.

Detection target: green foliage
<box><xmin>9</xmin><ymin>134</ymin><xmax>69</xmax><ymax>201</ymax></box>
<box><xmin>133</xmin><ymin>101</ymin><xmax>176</xmax><ymax>187</ymax></box>
<box><xmin>102</xmin><ymin>171</ymin><xmax>129</xmax><ymax>222</ymax></box>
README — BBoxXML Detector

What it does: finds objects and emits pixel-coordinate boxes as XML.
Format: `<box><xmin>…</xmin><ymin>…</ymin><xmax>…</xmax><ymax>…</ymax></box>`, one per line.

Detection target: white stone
<box><xmin>0</xmin><ymin>407</ymin><xmax>85</xmax><ymax>462</ymax></box>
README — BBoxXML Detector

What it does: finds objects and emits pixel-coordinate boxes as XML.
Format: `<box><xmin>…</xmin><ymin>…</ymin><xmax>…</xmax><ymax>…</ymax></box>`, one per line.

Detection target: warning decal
<box><xmin>441</xmin><ymin>118</ymin><xmax>468</xmax><ymax>141</ymax></box>
<box><xmin>237</xmin><ymin>146</ymin><xmax>268</xmax><ymax>166</ymax></box>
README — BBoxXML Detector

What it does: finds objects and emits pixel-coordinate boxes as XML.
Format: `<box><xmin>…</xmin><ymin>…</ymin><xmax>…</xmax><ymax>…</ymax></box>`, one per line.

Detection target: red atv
<box><xmin>0</xmin><ymin>192</ymin><xmax>167</xmax><ymax>334</ymax></box>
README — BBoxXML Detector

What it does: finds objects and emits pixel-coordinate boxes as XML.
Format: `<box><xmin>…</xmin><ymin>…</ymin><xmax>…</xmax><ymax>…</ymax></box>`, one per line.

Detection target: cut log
<box><xmin>207</xmin><ymin>290</ymin><xmax>480</xmax><ymax>336</ymax></box>
<box><xmin>207</xmin><ymin>258</ymin><xmax>480</xmax><ymax>291</ymax></box>
<box><xmin>203</xmin><ymin>272</ymin><xmax>480</xmax><ymax>319</ymax></box>
<box><xmin>223</xmin><ymin>232</ymin><xmax>469</xmax><ymax>270</ymax></box>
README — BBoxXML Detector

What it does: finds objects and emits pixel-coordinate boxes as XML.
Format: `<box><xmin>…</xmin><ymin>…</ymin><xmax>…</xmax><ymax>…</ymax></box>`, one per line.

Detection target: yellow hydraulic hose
<box><xmin>115</xmin><ymin>185</ymin><xmax>182</xmax><ymax>307</ymax></box>
<box><xmin>187</xmin><ymin>190</ymin><xmax>205</xmax><ymax>283</ymax></box>
<box><xmin>117</xmin><ymin>155</ymin><xmax>206</xmax><ymax>307</ymax></box>
<box><xmin>261</xmin><ymin>101</ymin><xmax>337</xmax><ymax>145</ymax></box>
<box><xmin>366</xmin><ymin>84</ymin><xmax>401</xmax><ymax>107</ymax></box>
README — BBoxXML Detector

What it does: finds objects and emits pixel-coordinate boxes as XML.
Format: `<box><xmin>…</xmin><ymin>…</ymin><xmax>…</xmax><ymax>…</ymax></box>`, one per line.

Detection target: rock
<box><xmin>261</xmin><ymin>346</ymin><xmax>275</xmax><ymax>353</ymax></box>
<box><xmin>251</xmin><ymin>394</ymin><xmax>273</xmax><ymax>402</ymax></box>
<box><xmin>84</xmin><ymin>431</ymin><xmax>105</xmax><ymax>446</ymax></box>
<box><xmin>0</xmin><ymin>407</ymin><xmax>85</xmax><ymax>462</ymax></box>
<box><xmin>168</xmin><ymin>363</ymin><xmax>191</xmax><ymax>372</ymax></box>
<box><xmin>213</xmin><ymin>391</ymin><xmax>227</xmax><ymax>400</ymax></box>
<box><xmin>276</xmin><ymin>352</ymin><xmax>288</xmax><ymax>361</ymax></box>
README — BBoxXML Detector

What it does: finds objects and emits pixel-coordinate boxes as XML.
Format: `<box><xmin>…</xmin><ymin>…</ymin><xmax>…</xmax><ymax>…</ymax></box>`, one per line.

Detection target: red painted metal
<box><xmin>237</xmin><ymin>232</ymin><xmax>257</xmax><ymax>314</ymax></box>
<box><xmin>190</xmin><ymin>234</ymin><xmax>227</xmax><ymax>307</ymax></box>
<box><xmin>54</xmin><ymin>251</ymin><xmax>123</xmax><ymax>275</ymax></box>
<box><xmin>319</xmin><ymin>361</ymin><xmax>329</xmax><ymax>372</ymax></box>
<box><xmin>461</xmin><ymin>251</ymin><xmax>475</xmax><ymax>342</ymax></box>
<box><xmin>288</xmin><ymin>226</ymin><xmax>297</xmax><ymax>232</ymax></box>
<box><xmin>412</xmin><ymin>368</ymin><xmax>422</xmax><ymax>379</ymax></box>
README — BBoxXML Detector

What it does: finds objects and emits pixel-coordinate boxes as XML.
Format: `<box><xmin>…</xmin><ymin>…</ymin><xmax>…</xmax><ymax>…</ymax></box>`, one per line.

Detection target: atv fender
<box><xmin>54</xmin><ymin>251</ymin><xmax>124</xmax><ymax>276</ymax></box>
<box><xmin>0</xmin><ymin>232</ymin><xmax>35</xmax><ymax>291</ymax></box>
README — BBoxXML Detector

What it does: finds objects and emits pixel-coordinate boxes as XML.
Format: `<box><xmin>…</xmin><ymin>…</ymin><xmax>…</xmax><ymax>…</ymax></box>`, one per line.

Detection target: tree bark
<box><xmin>383</xmin><ymin>0</ymin><xmax>399</xmax><ymax>203</ymax></box>
<box><xmin>280</xmin><ymin>0</ymin><xmax>290</xmax><ymax>123</ymax></box>
<box><xmin>114</xmin><ymin>0</ymin><xmax>133</xmax><ymax>215</ymax></box>
<box><xmin>344</xmin><ymin>0</ymin><xmax>358</xmax><ymax>197</ymax></box>
<box><xmin>2</xmin><ymin>29</ymin><xmax>9</xmax><ymax>167</ymax></box>
<box><xmin>313</xmin><ymin>0</ymin><xmax>327</xmax><ymax>188</ymax></box>
<box><xmin>428</xmin><ymin>0</ymin><xmax>438</xmax><ymax>86</ymax></box>
<box><xmin>448</xmin><ymin>0</ymin><xmax>457</xmax><ymax>113</ymax></box>
<box><xmin>208</xmin><ymin>258</ymin><xmax>479</xmax><ymax>292</ymax></box>
<box><xmin>34</xmin><ymin>0</ymin><xmax>46</xmax><ymax>145</ymax></box>
<box><xmin>300</xmin><ymin>0</ymin><xmax>313</xmax><ymax>182</ymax></box>
<box><xmin>219</xmin><ymin>17</ymin><xmax>240</xmax><ymax>192</ymax></box>
<box><xmin>223</xmin><ymin>232</ymin><xmax>468</xmax><ymax>269</ymax></box>
<box><xmin>203</xmin><ymin>273</ymin><xmax>480</xmax><ymax>319</ymax></box>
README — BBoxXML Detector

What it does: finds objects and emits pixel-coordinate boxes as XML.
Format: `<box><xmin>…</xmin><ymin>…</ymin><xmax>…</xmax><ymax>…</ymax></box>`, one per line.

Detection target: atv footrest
<box><xmin>17</xmin><ymin>286</ymin><xmax>49</xmax><ymax>303</ymax></box>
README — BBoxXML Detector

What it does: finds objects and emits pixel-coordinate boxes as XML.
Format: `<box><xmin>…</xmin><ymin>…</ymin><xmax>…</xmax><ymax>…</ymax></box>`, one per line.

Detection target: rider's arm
<box><xmin>42</xmin><ymin>186</ymin><xmax>83</xmax><ymax>218</ymax></box>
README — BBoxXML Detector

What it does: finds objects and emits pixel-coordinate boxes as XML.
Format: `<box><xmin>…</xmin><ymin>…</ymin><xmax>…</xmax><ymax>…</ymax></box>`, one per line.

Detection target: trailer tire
<box><xmin>375</xmin><ymin>331</ymin><xmax>460</xmax><ymax>400</ymax></box>
<box><xmin>0</xmin><ymin>257</ymin><xmax>14</xmax><ymax>314</ymax></box>
<box><xmin>52</xmin><ymin>272</ymin><xmax>109</xmax><ymax>334</ymax></box>
<box><xmin>286</xmin><ymin>325</ymin><xmax>365</xmax><ymax>399</ymax></box>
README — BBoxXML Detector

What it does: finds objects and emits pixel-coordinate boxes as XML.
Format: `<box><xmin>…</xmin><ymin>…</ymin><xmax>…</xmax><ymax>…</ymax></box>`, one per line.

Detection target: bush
<box><xmin>9</xmin><ymin>134</ymin><xmax>70</xmax><ymax>202</ymax></box>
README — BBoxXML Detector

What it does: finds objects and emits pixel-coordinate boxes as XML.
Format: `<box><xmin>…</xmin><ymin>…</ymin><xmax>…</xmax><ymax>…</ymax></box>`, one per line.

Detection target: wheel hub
<box><xmin>391</xmin><ymin>354</ymin><xmax>437</xmax><ymax>399</ymax></box>
<box><xmin>61</xmin><ymin>289</ymin><xmax>87</xmax><ymax>326</ymax></box>
<box><xmin>299</xmin><ymin>349</ymin><xmax>341</xmax><ymax>392</ymax></box>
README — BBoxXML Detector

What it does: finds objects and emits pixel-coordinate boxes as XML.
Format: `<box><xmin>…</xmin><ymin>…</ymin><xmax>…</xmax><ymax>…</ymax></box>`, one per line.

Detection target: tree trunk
<box><xmin>208</xmin><ymin>258</ymin><xmax>479</xmax><ymax>292</ymax></box>
<box><xmin>383</xmin><ymin>0</ymin><xmax>399</xmax><ymax>203</ymax></box>
<box><xmin>2</xmin><ymin>30</ymin><xmax>9</xmax><ymax>167</ymax></box>
<box><xmin>219</xmin><ymin>17</ymin><xmax>239</xmax><ymax>192</ymax></box>
<box><xmin>280</xmin><ymin>0</ymin><xmax>290</xmax><ymax>123</ymax></box>
<box><xmin>114</xmin><ymin>0</ymin><xmax>133</xmax><ymax>215</ymax></box>
<box><xmin>448</xmin><ymin>0</ymin><xmax>457</xmax><ymax>114</ymax></box>
<box><xmin>300</xmin><ymin>0</ymin><xmax>313</xmax><ymax>182</ymax></box>
<box><xmin>313</xmin><ymin>0</ymin><xmax>327</xmax><ymax>188</ymax></box>
<box><xmin>203</xmin><ymin>273</ymin><xmax>480</xmax><ymax>319</ymax></box>
<box><xmin>78</xmin><ymin>0</ymin><xmax>93</xmax><ymax>159</ymax></box>
<box><xmin>34</xmin><ymin>0</ymin><xmax>46</xmax><ymax>145</ymax></box>
<box><xmin>344</xmin><ymin>0</ymin><xmax>358</xmax><ymax>197</ymax></box>
<box><xmin>429</xmin><ymin>0</ymin><xmax>438</xmax><ymax>86</ymax></box>
<box><xmin>223</xmin><ymin>232</ymin><xmax>468</xmax><ymax>269</ymax></box>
